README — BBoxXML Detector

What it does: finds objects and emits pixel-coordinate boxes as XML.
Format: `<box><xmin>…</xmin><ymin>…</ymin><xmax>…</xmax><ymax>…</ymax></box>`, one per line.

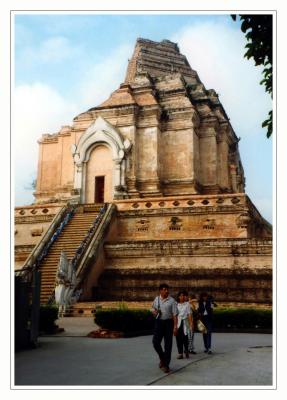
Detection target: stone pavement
<box><xmin>14</xmin><ymin>317</ymin><xmax>273</xmax><ymax>387</ymax></box>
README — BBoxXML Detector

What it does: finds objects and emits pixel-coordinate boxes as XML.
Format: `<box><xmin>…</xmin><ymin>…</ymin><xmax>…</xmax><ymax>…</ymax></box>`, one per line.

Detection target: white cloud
<box><xmin>39</xmin><ymin>36</ymin><xmax>77</xmax><ymax>63</ymax></box>
<box><xmin>172</xmin><ymin>20</ymin><xmax>272</xmax><ymax>137</ymax></box>
<box><xmin>18</xmin><ymin>36</ymin><xmax>82</xmax><ymax>67</ymax></box>
<box><xmin>13</xmin><ymin>82</ymin><xmax>78</xmax><ymax>205</ymax></box>
<box><xmin>76</xmin><ymin>43</ymin><xmax>133</xmax><ymax>110</ymax></box>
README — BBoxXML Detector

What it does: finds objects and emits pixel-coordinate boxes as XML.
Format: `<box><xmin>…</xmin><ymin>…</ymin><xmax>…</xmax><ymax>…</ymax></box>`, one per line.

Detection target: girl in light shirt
<box><xmin>176</xmin><ymin>290</ymin><xmax>193</xmax><ymax>359</ymax></box>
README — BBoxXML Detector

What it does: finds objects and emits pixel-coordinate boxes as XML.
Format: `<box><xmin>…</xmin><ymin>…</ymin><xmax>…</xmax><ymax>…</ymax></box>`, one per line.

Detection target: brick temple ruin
<box><xmin>15</xmin><ymin>38</ymin><xmax>272</xmax><ymax>308</ymax></box>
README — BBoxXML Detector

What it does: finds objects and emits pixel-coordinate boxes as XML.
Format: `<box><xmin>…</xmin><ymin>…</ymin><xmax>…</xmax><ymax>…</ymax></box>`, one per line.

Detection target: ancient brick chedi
<box><xmin>15</xmin><ymin>38</ymin><xmax>272</xmax><ymax>306</ymax></box>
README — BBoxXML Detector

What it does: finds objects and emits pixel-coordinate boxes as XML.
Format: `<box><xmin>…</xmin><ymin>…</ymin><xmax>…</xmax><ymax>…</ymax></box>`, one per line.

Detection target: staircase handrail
<box><xmin>47</xmin><ymin>203</ymin><xmax>114</xmax><ymax>306</ymax></box>
<box><xmin>17</xmin><ymin>204</ymin><xmax>76</xmax><ymax>280</ymax></box>
<box><xmin>75</xmin><ymin>203</ymin><xmax>116</xmax><ymax>285</ymax></box>
<box><xmin>69</xmin><ymin>203</ymin><xmax>108</xmax><ymax>272</ymax></box>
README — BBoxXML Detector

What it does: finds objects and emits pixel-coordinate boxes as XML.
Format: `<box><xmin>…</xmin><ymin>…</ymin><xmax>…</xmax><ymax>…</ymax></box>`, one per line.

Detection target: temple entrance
<box><xmin>95</xmin><ymin>176</ymin><xmax>105</xmax><ymax>203</ymax></box>
<box><xmin>85</xmin><ymin>145</ymin><xmax>113</xmax><ymax>203</ymax></box>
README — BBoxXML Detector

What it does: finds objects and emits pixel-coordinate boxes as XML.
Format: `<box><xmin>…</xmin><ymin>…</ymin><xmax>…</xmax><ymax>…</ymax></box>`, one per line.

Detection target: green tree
<box><xmin>232</xmin><ymin>15</ymin><xmax>272</xmax><ymax>138</ymax></box>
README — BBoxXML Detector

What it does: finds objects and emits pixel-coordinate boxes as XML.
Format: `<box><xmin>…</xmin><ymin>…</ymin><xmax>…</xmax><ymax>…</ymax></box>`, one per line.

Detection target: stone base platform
<box><xmin>67</xmin><ymin>300</ymin><xmax>272</xmax><ymax>318</ymax></box>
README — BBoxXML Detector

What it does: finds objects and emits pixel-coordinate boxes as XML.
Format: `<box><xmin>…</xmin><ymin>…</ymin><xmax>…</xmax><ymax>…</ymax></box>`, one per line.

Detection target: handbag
<box><xmin>197</xmin><ymin>319</ymin><xmax>207</xmax><ymax>334</ymax></box>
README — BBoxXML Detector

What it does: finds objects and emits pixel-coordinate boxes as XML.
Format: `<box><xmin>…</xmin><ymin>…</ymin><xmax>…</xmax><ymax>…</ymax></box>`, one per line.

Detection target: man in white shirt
<box><xmin>151</xmin><ymin>283</ymin><xmax>178</xmax><ymax>373</ymax></box>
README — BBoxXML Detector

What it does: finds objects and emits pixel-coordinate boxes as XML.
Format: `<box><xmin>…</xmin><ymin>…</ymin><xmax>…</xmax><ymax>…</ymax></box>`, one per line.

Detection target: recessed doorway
<box><xmin>85</xmin><ymin>145</ymin><xmax>113</xmax><ymax>203</ymax></box>
<box><xmin>95</xmin><ymin>176</ymin><xmax>105</xmax><ymax>203</ymax></box>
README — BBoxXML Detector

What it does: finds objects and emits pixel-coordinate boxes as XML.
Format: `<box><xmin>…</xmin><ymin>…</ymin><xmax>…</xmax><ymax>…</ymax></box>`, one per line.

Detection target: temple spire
<box><xmin>124</xmin><ymin>37</ymin><xmax>197</xmax><ymax>84</ymax></box>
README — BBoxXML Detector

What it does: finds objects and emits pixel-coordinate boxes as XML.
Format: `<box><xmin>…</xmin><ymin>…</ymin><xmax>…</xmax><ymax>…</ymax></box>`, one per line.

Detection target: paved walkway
<box><xmin>52</xmin><ymin>316</ymin><xmax>98</xmax><ymax>336</ymax></box>
<box><xmin>14</xmin><ymin>317</ymin><xmax>273</xmax><ymax>387</ymax></box>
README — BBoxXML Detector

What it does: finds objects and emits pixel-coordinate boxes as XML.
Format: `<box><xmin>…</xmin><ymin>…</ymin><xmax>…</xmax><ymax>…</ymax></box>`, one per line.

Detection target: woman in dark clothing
<box><xmin>198</xmin><ymin>292</ymin><xmax>217</xmax><ymax>354</ymax></box>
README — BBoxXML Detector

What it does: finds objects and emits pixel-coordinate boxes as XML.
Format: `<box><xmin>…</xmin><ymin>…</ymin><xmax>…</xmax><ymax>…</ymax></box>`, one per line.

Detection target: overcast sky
<box><xmin>13</xmin><ymin>13</ymin><xmax>272</xmax><ymax>222</ymax></box>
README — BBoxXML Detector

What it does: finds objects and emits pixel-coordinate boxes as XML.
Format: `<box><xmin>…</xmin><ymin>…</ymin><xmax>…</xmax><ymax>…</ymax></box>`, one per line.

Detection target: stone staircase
<box><xmin>39</xmin><ymin>204</ymin><xmax>103</xmax><ymax>304</ymax></box>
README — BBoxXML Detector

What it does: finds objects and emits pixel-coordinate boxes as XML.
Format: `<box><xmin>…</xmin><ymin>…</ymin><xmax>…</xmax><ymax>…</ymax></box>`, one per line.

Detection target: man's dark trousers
<box><xmin>152</xmin><ymin>319</ymin><xmax>173</xmax><ymax>367</ymax></box>
<box><xmin>202</xmin><ymin>315</ymin><xmax>212</xmax><ymax>350</ymax></box>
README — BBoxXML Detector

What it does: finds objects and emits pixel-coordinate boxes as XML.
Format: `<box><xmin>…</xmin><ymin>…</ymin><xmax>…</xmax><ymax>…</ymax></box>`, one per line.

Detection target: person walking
<box><xmin>151</xmin><ymin>283</ymin><xmax>178</xmax><ymax>373</ymax></box>
<box><xmin>176</xmin><ymin>291</ymin><xmax>193</xmax><ymax>359</ymax></box>
<box><xmin>198</xmin><ymin>292</ymin><xmax>217</xmax><ymax>354</ymax></box>
<box><xmin>187</xmin><ymin>293</ymin><xmax>198</xmax><ymax>354</ymax></box>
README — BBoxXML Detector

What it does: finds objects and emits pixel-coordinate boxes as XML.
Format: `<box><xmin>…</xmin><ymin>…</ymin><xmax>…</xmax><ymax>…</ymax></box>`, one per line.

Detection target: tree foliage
<box><xmin>232</xmin><ymin>15</ymin><xmax>273</xmax><ymax>138</ymax></box>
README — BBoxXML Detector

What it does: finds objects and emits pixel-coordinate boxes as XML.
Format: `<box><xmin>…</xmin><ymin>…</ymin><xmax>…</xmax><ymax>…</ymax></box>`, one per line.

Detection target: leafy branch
<box><xmin>232</xmin><ymin>15</ymin><xmax>273</xmax><ymax>138</ymax></box>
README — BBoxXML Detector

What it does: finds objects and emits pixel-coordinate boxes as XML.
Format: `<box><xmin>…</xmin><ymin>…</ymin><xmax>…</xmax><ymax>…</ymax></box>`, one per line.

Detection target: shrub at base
<box><xmin>39</xmin><ymin>305</ymin><xmax>59</xmax><ymax>333</ymax></box>
<box><xmin>94</xmin><ymin>309</ymin><xmax>155</xmax><ymax>333</ymax></box>
<box><xmin>212</xmin><ymin>308</ymin><xmax>272</xmax><ymax>331</ymax></box>
<box><xmin>94</xmin><ymin>307</ymin><xmax>272</xmax><ymax>334</ymax></box>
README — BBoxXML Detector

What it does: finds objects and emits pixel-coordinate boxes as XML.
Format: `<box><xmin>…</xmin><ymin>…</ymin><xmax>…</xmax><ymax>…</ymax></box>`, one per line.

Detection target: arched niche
<box><xmin>72</xmin><ymin>116</ymin><xmax>131</xmax><ymax>203</ymax></box>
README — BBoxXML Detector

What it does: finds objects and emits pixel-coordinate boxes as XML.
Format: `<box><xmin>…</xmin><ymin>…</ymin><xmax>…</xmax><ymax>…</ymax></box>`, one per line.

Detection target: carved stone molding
<box><xmin>15</xmin><ymin>215</ymin><xmax>54</xmax><ymax>224</ymax></box>
<box><xmin>169</xmin><ymin>216</ymin><xmax>182</xmax><ymax>231</ymax></box>
<box><xmin>136</xmin><ymin>219</ymin><xmax>150</xmax><ymax>232</ymax></box>
<box><xmin>236</xmin><ymin>212</ymin><xmax>251</xmax><ymax>229</ymax></box>
<box><xmin>104</xmin><ymin>238</ymin><xmax>273</xmax><ymax>258</ymax></box>
<box><xmin>30</xmin><ymin>226</ymin><xmax>44</xmax><ymax>237</ymax></box>
<box><xmin>203</xmin><ymin>219</ymin><xmax>216</xmax><ymax>230</ymax></box>
<box><xmin>15</xmin><ymin>244</ymin><xmax>35</xmax><ymax>254</ymax></box>
<box><xmin>117</xmin><ymin>204</ymin><xmax>246</xmax><ymax>218</ymax></box>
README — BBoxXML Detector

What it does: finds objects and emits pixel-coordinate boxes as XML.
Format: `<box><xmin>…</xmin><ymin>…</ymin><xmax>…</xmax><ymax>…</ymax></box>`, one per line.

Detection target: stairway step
<box><xmin>66</xmin><ymin>218</ymin><xmax>97</xmax><ymax>220</ymax></box>
<box><xmin>47</xmin><ymin>249</ymin><xmax>83</xmax><ymax>253</ymax></box>
<box><xmin>48</xmin><ymin>242</ymin><xmax>87</xmax><ymax>246</ymax></box>
<box><xmin>51</xmin><ymin>236</ymin><xmax>92</xmax><ymax>240</ymax></box>
<box><xmin>38</xmin><ymin>205</ymin><xmax>107</xmax><ymax>304</ymax></box>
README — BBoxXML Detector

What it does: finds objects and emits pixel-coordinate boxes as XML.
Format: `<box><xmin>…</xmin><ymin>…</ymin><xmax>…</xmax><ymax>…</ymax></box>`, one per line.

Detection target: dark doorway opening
<box><xmin>95</xmin><ymin>176</ymin><xmax>105</xmax><ymax>203</ymax></box>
